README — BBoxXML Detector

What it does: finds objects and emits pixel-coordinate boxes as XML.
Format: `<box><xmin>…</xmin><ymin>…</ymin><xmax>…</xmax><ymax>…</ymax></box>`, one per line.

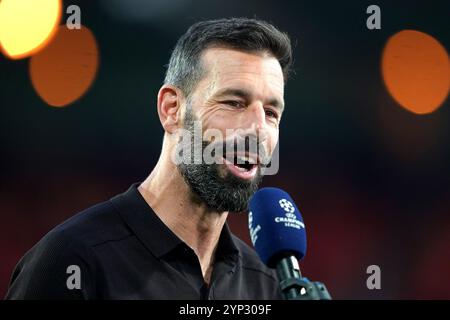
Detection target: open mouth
<box><xmin>222</xmin><ymin>154</ymin><xmax>258</xmax><ymax>180</ymax></box>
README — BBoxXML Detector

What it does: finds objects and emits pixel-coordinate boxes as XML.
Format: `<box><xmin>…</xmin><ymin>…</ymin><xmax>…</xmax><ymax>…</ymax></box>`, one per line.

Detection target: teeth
<box><xmin>237</xmin><ymin>156</ymin><xmax>247</xmax><ymax>164</ymax></box>
<box><xmin>224</xmin><ymin>154</ymin><xmax>257</xmax><ymax>164</ymax></box>
<box><xmin>237</xmin><ymin>155</ymin><xmax>257</xmax><ymax>164</ymax></box>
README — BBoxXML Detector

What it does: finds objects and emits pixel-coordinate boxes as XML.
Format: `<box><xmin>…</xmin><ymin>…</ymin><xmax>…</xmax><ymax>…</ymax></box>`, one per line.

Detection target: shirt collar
<box><xmin>110</xmin><ymin>182</ymin><xmax>240</xmax><ymax>262</ymax></box>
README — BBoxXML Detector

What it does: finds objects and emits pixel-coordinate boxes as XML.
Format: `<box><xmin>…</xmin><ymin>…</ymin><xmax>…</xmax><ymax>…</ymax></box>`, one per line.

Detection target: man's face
<box><xmin>177</xmin><ymin>47</ymin><xmax>285</xmax><ymax>212</ymax></box>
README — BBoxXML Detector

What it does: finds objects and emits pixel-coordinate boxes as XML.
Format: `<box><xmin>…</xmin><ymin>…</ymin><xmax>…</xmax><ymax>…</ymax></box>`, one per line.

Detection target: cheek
<box><xmin>200</xmin><ymin>111</ymin><xmax>236</xmax><ymax>138</ymax></box>
<box><xmin>266</xmin><ymin>130</ymin><xmax>279</xmax><ymax>155</ymax></box>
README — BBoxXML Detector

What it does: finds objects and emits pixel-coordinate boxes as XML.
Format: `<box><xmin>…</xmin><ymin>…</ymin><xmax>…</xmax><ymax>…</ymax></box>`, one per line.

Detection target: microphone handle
<box><xmin>276</xmin><ymin>255</ymin><xmax>332</xmax><ymax>300</ymax></box>
<box><xmin>276</xmin><ymin>255</ymin><xmax>302</xmax><ymax>299</ymax></box>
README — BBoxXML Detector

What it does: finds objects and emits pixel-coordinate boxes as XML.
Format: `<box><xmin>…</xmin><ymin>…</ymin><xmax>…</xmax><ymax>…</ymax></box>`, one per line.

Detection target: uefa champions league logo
<box><xmin>276</xmin><ymin>198</ymin><xmax>305</xmax><ymax>229</ymax></box>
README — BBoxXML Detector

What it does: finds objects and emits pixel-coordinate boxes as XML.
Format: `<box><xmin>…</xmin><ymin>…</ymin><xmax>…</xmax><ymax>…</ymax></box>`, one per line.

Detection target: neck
<box><xmin>138</xmin><ymin>154</ymin><xmax>228</xmax><ymax>284</ymax></box>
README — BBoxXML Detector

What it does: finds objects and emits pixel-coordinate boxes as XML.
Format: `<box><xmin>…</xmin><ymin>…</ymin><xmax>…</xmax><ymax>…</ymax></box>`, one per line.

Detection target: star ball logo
<box><xmin>279</xmin><ymin>198</ymin><xmax>295</xmax><ymax>214</ymax></box>
<box><xmin>276</xmin><ymin>198</ymin><xmax>305</xmax><ymax>230</ymax></box>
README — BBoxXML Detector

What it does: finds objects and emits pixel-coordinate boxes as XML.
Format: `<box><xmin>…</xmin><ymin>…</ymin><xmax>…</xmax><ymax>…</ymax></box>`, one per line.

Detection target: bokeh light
<box><xmin>0</xmin><ymin>0</ymin><xmax>62</xmax><ymax>59</ymax></box>
<box><xmin>382</xmin><ymin>30</ymin><xmax>450</xmax><ymax>115</ymax></box>
<box><xmin>29</xmin><ymin>25</ymin><xmax>99</xmax><ymax>107</ymax></box>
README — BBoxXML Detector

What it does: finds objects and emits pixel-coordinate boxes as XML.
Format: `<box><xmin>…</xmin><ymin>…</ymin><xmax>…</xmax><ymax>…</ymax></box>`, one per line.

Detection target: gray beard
<box><xmin>177</xmin><ymin>108</ymin><xmax>264</xmax><ymax>213</ymax></box>
<box><xmin>178</xmin><ymin>159</ymin><xmax>262</xmax><ymax>212</ymax></box>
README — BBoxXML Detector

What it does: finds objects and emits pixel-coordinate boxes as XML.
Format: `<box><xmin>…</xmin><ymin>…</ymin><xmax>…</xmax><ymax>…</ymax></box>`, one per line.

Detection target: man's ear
<box><xmin>157</xmin><ymin>85</ymin><xmax>184</xmax><ymax>134</ymax></box>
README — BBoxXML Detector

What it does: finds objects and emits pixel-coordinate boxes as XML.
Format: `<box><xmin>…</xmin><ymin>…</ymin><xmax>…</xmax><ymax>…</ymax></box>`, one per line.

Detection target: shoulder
<box><xmin>5</xmin><ymin>199</ymin><xmax>130</xmax><ymax>299</ymax></box>
<box><xmin>26</xmin><ymin>198</ymin><xmax>133</xmax><ymax>267</ymax></box>
<box><xmin>48</xmin><ymin>199</ymin><xmax>132</xmax><ymax>248</ymax></box>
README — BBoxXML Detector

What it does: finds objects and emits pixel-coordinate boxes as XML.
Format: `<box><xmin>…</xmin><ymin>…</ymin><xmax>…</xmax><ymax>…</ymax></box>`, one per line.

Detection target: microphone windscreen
<box><xmin>248</xmin><ymin>187</ymin><xmax>306</xmax><ymax>268</ymax></box>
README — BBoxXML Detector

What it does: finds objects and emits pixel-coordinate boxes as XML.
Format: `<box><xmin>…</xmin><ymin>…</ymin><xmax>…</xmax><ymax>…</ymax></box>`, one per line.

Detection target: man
<box><xmin>6</xmin><ymin>17</ymin><xmax>292</xmax><ymax>299</ymax></box>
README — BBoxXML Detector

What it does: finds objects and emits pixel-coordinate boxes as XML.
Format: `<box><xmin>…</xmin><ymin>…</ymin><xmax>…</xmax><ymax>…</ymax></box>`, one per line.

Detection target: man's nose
<box><xmin>241</xmin><ymin>102</ymin><xmax>269</xmax><ymax>142</ymax></box>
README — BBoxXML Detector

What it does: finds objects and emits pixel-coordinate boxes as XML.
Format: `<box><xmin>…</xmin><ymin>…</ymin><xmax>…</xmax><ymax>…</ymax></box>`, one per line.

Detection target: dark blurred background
<box><xmin>1</xmin><ymin>0</ymin><xmax>449</xmax><ymax>299</ymax></box>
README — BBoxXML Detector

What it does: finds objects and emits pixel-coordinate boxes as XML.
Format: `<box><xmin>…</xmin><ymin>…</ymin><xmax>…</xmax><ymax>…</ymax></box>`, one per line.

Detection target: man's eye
<box><xmin>223</xmin><ymin>100</ymin><xmax>243</xmax><ymax>108</ymax></box>
<box><xmin>265</xmin><ymin>109</ymin><xmax>279</xmax><ymax>119</ymax></box>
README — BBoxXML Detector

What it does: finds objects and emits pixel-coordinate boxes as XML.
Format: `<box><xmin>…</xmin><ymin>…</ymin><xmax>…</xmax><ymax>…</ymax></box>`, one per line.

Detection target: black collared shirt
<box><xmin>5</xmin><ymin>183</ymin><xmax>282</xmax><ymax>300</ymax></box>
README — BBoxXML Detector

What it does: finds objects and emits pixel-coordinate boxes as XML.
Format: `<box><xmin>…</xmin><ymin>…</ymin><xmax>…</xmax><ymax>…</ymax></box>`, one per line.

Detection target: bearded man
<box><xmin>6</xmin><ymin>17</ymin><xmax>292</xmax><ymax>300</ymax></box>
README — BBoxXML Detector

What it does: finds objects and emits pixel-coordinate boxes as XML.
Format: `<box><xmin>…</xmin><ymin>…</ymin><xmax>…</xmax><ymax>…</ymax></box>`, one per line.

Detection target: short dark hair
<box><xmin>164</xmin><ymin>17</ymin><xmax>293</xmax><ymax>97</ymax></box>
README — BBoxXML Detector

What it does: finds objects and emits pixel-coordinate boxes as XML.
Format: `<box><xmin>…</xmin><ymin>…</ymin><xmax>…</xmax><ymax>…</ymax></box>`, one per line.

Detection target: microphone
<box><xmin>248</xmin><ymin>187</ymin><xmax>331</xmax><ymax>300</ymax></box>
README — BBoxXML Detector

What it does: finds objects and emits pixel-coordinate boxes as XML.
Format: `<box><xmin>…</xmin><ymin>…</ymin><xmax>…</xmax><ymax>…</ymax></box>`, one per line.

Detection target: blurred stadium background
<box><xmin>0</xmin><ymin>0</ymin><xmax>449</xmax><ymax>299</ymax></box>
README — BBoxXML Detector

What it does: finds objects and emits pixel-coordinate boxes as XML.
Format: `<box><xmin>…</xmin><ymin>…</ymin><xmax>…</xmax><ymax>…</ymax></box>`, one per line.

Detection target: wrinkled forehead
<box><xmin>198</xmin><ymin>47</ymin><xmax>285</xmax><ymax>98</ymax></box>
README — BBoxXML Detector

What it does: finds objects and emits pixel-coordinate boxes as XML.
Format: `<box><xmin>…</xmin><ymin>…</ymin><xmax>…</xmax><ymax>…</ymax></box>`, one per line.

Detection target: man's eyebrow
<box><xmin>214</xmin><ymin>88</ymin><xmax>285</xmax><ymax>113</ymax></box>
<box><xmin>215</xmin><ymin>88</ymin><xmax>251</xmax><ymax>101</ymax></box>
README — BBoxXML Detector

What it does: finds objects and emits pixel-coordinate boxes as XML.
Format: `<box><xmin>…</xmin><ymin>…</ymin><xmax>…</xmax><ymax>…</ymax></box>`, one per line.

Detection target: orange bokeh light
<box><xmin>381</xmin><ymin>30</ymin><xmax>450</xmax><ymax>115</ymax></box>
<box><xmin>29</xmin><ymin>25</ymin><xmax>99</xmax><ymax>107</ymax></box>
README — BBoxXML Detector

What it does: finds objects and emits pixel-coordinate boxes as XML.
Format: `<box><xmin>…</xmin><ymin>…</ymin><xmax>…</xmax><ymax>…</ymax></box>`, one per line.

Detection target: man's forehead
<box><xmin>200</xmin><ymin>47</ymin><xmax>284</xmax><ymax>95</ymax></box>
